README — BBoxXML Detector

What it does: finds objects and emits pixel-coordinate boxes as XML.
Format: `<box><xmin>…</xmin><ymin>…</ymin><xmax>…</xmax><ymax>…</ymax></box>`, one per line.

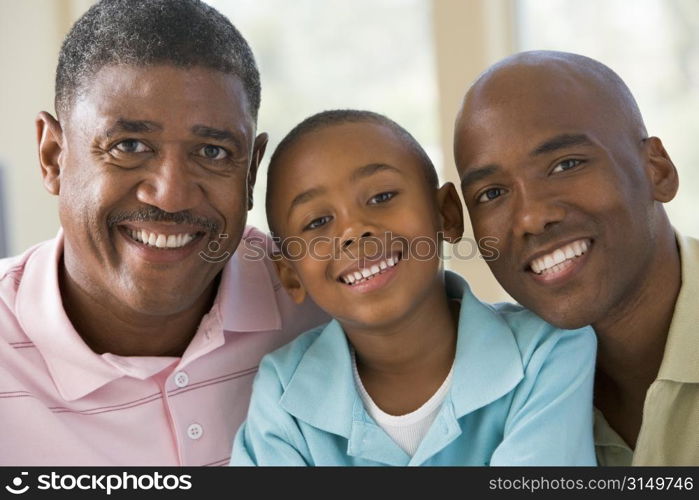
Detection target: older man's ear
<box><xmin>36</xmin><ymin>111</ymin><xmax>64</xmax><ymax>196</ymax></box>
<box><xmin>248</xmin><ymin>132</ymin><xmax>269</xmax><ymax>210</ymax></box>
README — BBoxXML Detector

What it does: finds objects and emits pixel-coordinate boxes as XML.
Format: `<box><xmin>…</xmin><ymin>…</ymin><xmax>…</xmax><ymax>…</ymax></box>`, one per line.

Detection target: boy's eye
<box><xmin>477</xmin><ymin>187</ymin><xmax>505</xmax><ymax>203</ymax></box>
<box><xmin>196</xmin><ymin>144</ymin><xmax>229</xmax><ymax>160</ymax></box>
<box><xmin>551</xmin><ymin>158</ymin><xmax>583</xmax><ymax>173</ymax></box>
<box><xmin>368</xmin><ymin>191</ymin><xmax>396</xmax><ymax>205</ymax></box>
<box><xmin>112</xmin><ymin>139</ymin><xmax>151</xmax><ymax>154</ymax></box>
<box><xmin>304</xmin><ymin>215</ymin><xmax>332</xmax><ymax>231</ymax></box>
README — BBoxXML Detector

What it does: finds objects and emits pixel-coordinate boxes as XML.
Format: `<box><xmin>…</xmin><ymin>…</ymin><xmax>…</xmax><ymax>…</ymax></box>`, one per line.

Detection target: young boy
<box><xmin>231</xmin><ymin>110</ymin><xmax>597</xmax><ymax>466</ymax></box>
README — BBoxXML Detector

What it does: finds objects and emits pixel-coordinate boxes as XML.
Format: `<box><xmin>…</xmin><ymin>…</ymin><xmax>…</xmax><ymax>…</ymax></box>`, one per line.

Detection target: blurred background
<box><xmin>1</xmin><ymin>0</ymin><xmax>697</xmax><ymax>301</ymax></box>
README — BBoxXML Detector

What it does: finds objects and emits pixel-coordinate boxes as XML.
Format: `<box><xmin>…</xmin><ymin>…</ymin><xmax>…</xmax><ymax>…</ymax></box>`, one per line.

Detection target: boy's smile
<box><xmin>268</xmin><ymin>120</ymin><xmax>463</xmax><ymax>333</ymax></box>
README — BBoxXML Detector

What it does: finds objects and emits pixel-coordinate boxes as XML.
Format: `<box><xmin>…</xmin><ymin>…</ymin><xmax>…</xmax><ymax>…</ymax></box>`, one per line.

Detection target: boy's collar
<box><xmin>278</xmin><ymin>271</ymin><xmax>524</xmax><ymax>439</ymax></box>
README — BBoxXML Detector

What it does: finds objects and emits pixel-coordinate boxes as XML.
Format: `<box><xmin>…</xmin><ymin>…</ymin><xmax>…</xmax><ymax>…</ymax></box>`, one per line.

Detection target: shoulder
<box><xmin>448</xmin><ymin>270</ymin><xmax>596</xmax><ymax>368</ymax></box>
<box><xmin>493</xmin><ymin>302</ymin><xmax>597</xmax><ymax>370</ymax></box>
<box><xmin>255</xmin><ymin>323</ymin><xmax>329</xmax><ymax>388</ymax></box>
<box><xmin>237</xmin><ymin>226</ymin><xmax>279</xmax><ymax>280</ymax></box>
<box><xmin>0</xmin><ymin>241</ymin><xmax>49</xmax><ymax>309</ymax></box>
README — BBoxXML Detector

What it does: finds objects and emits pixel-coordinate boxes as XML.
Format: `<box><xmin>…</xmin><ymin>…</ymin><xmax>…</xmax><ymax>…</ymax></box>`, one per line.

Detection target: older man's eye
<box><xmin>477</xmin><ymin>187</ymin><xmax>505</xmax><ymax>203</ymax></box>
<box><xmin>113</xmin><ymin>139</ymin><xmax>150</xmax><ymax>154</ymax></box>
<box><xmin>197</xmin><ymin>145</ymin><xmax>229</xmax><ymax>160</ymax></box>
<box><xmin>552</xmin><ymin>158</ymin><xmax>584</xmax><ymax>173</ymax></box>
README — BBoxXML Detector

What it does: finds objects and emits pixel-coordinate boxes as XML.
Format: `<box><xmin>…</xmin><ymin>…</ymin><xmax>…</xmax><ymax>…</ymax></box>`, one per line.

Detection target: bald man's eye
<box><xmin>552</xmin><ymin>158</ymin><xmax>584</xmax><ymax>173</ymax></box>
<box><xmin>477</xmin><ymin>187</ymin><xmax>505</xmax><ymax>203</ymax></box>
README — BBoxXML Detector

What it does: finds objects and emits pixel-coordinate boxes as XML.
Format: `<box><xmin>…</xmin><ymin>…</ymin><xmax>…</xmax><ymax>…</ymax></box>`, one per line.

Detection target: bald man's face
<box><xmin>454</xmin><ymin>66</ymin><xmax>662</xmax><ymax>329</ymax></box>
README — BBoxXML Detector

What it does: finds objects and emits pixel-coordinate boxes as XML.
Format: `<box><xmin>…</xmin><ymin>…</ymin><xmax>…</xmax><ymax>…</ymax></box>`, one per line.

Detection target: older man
<box><xmin>454</xmin><ymin>50</ymin><xmax>697</xmax><ymax>465</ymax></box>
<box><xmin>0</xmin><ymin>0</ymin><xmax>325</xmax><ymax>465</ymax></box>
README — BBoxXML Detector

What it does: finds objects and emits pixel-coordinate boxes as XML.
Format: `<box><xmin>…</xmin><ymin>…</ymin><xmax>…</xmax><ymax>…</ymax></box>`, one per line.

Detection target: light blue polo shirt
<box><xmin>231</xmin><ymin>271</ymin><xmax>597</xmax><ymax>466</ymax></box>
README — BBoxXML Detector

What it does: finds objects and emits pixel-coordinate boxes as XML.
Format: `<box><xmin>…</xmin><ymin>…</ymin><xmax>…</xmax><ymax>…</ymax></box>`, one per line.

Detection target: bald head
<box><xmin>451</xmin><ymin>50</ymin><xmax>679</xmax><ymax>331</ymax></box>
<box><xmin>455</xmin><ymin>50</ymin><xmax>647</xmax><ymax>171</ymax></box>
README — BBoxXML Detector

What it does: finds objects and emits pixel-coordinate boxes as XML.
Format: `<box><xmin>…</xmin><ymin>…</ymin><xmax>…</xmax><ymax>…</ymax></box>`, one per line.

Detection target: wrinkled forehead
<box><xmin>65</xmin><ymin>64</ymin><xmax>256</xmax><ymax>136</ymax></box>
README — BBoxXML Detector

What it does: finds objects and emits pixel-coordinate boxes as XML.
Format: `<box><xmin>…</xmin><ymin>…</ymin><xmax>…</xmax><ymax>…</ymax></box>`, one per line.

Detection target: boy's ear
<box><xmin>274</xmin><ymin>258</ymin><xmax>307</xmax><ymax>304</ymax></box>
<box><xmin>643</xmin><ymin>137</ymin><xmax>678</xmax><ymax>203</ymax></box>
<box><xmin>435</xmin><ymin>182</ymin><xmax>464</xmax><ymax>243</ymax></box>
<box><xmin>36</xmin><ymin>111</ymin><xmax>64</xmax><ymax>196</ymax></box>
<box><xmin>248</xmin><ymin>132</ymin><xmax>269</xmax><ymax>210</ymax></box>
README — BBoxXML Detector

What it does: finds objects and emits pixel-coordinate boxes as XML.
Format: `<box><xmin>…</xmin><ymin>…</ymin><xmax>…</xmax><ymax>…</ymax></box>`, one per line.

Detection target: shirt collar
<box><xmin>279</xmin><ymin>270</ymin><xmax>524</xmax><ymax>440</ymax></box>
<box><xmin>17</xmin><ymin>227</ymin><xmax>281</xmax><ymax>401</ymax></box>
<box><xmin>657</xmin><ymin>233</ymin><xmax>699</xmax><ymax>383</ymax></box>
<box><xmin>219</xmin><ymin>228</ymin><xmax>281</xmax><ymax>333</ymax></box>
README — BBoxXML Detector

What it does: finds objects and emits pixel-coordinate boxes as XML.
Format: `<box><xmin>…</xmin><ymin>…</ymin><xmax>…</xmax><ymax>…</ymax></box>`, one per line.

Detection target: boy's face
<box><xmin>269</xmin><ymin>122</ymin><xmax>462</xmax><ymax>332</ymax></box>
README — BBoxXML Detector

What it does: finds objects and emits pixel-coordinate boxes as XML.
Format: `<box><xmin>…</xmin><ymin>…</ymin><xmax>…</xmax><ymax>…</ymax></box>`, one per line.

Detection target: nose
<box><xmin>511</xmin><ymin>184</ymin><xmax>566</xmax><ymax>237</ymax></box>
<box><xmin>136</xmin><ymin>151</ymin><xmax>204</xmax><ymax>213</ymax></box>
<box><xmin>338</xmin><ymin>208</ymin><xmax>382</xmax><ymax>253</ymax></box>
<box><xmin>341</xmin><ymin>230</ymin><xmax>373</xmax><ymax>249</ymax></box>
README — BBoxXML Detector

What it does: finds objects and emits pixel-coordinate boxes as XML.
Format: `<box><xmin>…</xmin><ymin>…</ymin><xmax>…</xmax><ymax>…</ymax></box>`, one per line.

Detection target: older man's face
<box><xmin>56</xmin><ymin>65</ymin><xmax>261</xmax><ymax>315</ymax></box>
<box><xmin>454</xmin><ymin>67</ymin><xmax>663</xmax><ymax>329</ymax></box>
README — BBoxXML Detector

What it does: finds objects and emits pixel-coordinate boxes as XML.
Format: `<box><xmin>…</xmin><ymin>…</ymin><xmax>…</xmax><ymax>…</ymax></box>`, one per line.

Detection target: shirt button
<box><xmin>174</xmin><ymin>371</ymin><xmax>190</xmax><ymax>388</ymax></box>
<box><xmin>187</xmin><ymin>423</ymin><xmax>204</xmax><ymax>440</ymax></box>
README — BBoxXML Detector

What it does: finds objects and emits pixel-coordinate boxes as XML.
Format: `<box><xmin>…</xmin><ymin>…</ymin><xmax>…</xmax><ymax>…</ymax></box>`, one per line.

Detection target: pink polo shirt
<box><xmin>0</xmin><ymin>226</ymin><xmax>328</xmax><ymax>465</ymax></box>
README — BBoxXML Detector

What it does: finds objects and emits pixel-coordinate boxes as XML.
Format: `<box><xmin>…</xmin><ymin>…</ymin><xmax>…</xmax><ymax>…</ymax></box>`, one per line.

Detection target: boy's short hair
<box><xmin>266</xmin><ymin>109</ymin><xmax>439</xmax><ymax>236</ymax></box>
<box><xmin>55</xmin><ymin>0</ymin><xmax>261</xmax><ymax>120</ymax></box>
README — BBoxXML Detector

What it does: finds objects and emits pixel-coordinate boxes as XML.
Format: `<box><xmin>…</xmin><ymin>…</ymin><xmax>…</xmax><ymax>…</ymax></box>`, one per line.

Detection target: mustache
<box><xmin>106</xmin><ymin>206</ymin><xmax>219</xmax><ymax>234</ymax></box>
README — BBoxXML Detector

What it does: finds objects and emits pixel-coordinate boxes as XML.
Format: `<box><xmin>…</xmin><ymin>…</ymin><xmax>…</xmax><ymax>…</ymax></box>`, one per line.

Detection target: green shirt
<box><xmin>595</xmin><ymin>233</ymin><xmax>699</xmax><ymax>465</ymax></box>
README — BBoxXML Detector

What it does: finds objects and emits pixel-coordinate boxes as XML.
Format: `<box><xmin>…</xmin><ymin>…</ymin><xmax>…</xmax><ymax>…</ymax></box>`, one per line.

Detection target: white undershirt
<box><xmin>351</xmin><ymin>350</ymin><xmax>453</xmax><ymax>457</ymax></box>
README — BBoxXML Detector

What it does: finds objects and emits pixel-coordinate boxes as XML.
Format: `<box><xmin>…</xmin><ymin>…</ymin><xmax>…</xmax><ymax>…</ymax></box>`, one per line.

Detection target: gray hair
<box><xmin>55</xmin><ymin>0</ymin><xmax>261</xmax><ymax>120</ymax></box>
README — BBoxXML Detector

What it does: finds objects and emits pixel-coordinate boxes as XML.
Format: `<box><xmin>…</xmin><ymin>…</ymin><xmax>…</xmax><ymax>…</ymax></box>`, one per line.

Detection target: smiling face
<box><xmin>268</xmin><ymin>121</ymin><xmax>462</xmax><ymax>332</ymax></box>
<box><xmin>44</xmin><ymin>64</ymin><xmax>264</xmax><ymax>316</ymax></box>
<box><xmin>454</xmin><ymin>58</ymin><xmax>677</xmax><ymax>329</ymax></box>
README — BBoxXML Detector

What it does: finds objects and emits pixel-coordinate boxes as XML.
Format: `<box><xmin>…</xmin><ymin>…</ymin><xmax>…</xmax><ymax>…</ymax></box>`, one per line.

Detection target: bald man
<box><xmin>453</xmin><ymin>50</ymin><xmax>698</xmax><ymax>466</ymax></box>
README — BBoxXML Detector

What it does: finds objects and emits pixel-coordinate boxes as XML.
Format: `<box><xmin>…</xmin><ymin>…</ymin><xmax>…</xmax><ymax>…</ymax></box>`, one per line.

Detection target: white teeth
<box><xmin>530</xmin><ymin>239</ymin><xmax>590</xmax><ymax>275</ymax></box>
<box><xmin>543</xmin><ymin>255</ymin><xmax>554</xmax><ymax>269</ymax></box>
<box><xmin>125</xmin><ymin>229</ymin><xmax>197</xmax><ymax>249</ymax></box>
<box><xmin>341</xmin><ymin>254</ymin><xmax>400</xmax><ymax>285</ymax></box>
<box><xmin>531</xmin><ymin>260</ymin><xmax>541</xmax><ymax>274</ymax></box>
<box><xmin>155</xmin><ymin>234</ymin><xmax>167</xmax><ymax>248</ymax></box>
<box><xmin>552</xmin><ymin>249</ymin><xmax>566</xmax><ymax>266</ymax></box>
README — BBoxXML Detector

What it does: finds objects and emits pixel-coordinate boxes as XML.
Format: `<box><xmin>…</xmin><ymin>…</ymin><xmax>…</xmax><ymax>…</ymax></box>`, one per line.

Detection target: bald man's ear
<box><xmin>644</xmin><ymin>137</ymin><xmax>679</xmax><ymax>203</ymax></box>
<box><xmin>275</xmin><ymin>258</ymin><xmax>307</xmax><ymax>304</ymax></box>
<box><xmin>36</xmin><ymin>112</ymin><xmax>64</xmax><ymax>196</ymax></box>
<box><xmin>436</xmin><ymin>182</ymin><xmax>465</xmax><ymax>243</ymax></box>
<box><xmin>247</xmin><ymin>132</ymin><xmax>268</xmax><ymax>210</ymax></box>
